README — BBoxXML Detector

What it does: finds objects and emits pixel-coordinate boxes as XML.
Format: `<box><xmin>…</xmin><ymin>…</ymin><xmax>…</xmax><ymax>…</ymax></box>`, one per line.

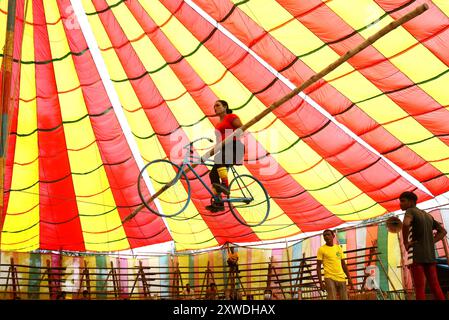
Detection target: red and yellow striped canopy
<box><xmin>1</xmin><ymin>0</ymin><xmax>448</xmax><ymax>252</ymax></box>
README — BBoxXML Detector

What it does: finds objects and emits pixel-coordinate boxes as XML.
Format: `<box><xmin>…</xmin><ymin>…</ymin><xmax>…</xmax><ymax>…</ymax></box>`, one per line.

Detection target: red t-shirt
<box><xmin>215</xmin><ymin>114</ymin><xmax>240</xmax><ymax>141</ymax></box>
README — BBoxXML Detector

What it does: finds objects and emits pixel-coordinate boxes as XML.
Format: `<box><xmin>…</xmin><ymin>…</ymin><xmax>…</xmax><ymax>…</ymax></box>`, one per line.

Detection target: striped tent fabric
<box><xmin>1</xmin><ymin>0</ymin><xmax>449</xmax><ymax>252</ymax></box>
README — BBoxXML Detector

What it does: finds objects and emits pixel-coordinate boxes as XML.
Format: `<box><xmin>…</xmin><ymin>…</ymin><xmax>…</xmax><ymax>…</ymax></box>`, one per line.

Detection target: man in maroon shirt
<box><xmin>400</xmin><ymin>191</ymin><xmax>447</xmax><ymax>300</ymax></box>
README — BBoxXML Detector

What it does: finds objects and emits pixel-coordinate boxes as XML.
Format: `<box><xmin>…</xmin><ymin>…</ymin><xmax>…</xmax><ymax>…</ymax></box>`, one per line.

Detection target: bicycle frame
<box><xmin>178</xmin><ymin>138</ymin><xmax>253</xmax><ymax>204</ymax></box>
<box><xmin>135</xmin><ymin>137</ymin><xmax>269</xmax><ymax>226</ymax></box>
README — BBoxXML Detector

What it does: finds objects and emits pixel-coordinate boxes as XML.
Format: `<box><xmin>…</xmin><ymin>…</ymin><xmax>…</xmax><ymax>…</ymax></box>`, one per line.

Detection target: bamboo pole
<box><xmin>0</xmin><ymin>0</ymin><xmax>18</xmax><ymax>260</ymax></box>
<box><xmin>122</xmin><ymin>3</ymin><xmax>428</xmax><ymax>223</ymax></box>
<box><xmin>0</xmin><ymin>0</ymin><xmax>17</xmax><ymax>156</ymax></box>
<box><xmin>377</xmin><ymin>254</ymin><xmax>402</xmax><ymax>300</ymax></box>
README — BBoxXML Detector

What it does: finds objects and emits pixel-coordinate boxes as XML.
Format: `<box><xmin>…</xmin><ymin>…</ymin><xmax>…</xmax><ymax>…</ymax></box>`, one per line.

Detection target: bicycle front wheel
<box><xmin>137</xmin><ymin>159</ymin><xmax>190</xmax><ymax>217</ymax></box>
<box><xmin>228</xmin><ymin>174</ymin><xmax>269</xmax><ymax>227</ymax></box>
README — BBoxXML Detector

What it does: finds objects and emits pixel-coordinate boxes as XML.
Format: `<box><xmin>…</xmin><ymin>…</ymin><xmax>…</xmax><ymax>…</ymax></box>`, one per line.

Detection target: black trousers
<box><xmin>209</xmin><ymin>140</ymin><xmax>244</xmax><ymax>185</ymax></box>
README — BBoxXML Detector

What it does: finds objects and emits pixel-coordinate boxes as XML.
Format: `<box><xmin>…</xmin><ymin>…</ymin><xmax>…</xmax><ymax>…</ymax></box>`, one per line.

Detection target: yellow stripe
<box><xmin>45</xmin><ymin>1</ymin><xmax>128</xmax><ymax>251</ymax></box>
<box><xmin>176</xmin><ymin>255</ymin><xmax>189</xmax><ymax>286</ymax></box>
<box><xmin>433</xmin><ymin>0</ymin><xmax>449</xmax><ymax>16</ymax></box>
<box><xmin>236</xmin><ymin>0</ymin><xmax>449</xmax><ymax>181</ymax></box>
<box><xmin>2</xmin><ymin>4</ymin><xmax>39</xmax><ymax>252</ymax></box>
<box><xmin>387</xmin><ymin>231</ymin><xmax>403</xmax><ymax>291</ymax></box>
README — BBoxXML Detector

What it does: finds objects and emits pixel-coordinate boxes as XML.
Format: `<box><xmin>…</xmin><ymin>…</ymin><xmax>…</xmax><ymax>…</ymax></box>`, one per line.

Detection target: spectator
<box><xmin>205</xmin><ymin>282</ymin><xmax>218</xmax><ymax>300</ymax></box>
<box><xmin>80</xmin><ymin>289</ymin><xmax>90</xmax><ymax>300</ymax></box>
<box><xmin>183</xmin><ymin>283</ymin><xmax>196</xmax><ymax>299</ymax></box>
<box><xmin>316</xmin><ymin>229</ymin><xmax>353</xmax><ymax>300</ymax></box>
<box><xmin>400</xmin><ymin>191</ymin><xmax>446</xmax><ymax>300</ymax></box>
<box><xmin>227</xmin><ymin>246</ymin><xmax>239</xmax><ymax>271</ymax></box>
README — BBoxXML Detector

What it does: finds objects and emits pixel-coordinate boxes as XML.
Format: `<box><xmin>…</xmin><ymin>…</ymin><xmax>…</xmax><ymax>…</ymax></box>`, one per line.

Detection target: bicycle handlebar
<box><xmin>183</xmin><ymin>137</ymin><xmax>214</xmax><ymax>150</ymax></box>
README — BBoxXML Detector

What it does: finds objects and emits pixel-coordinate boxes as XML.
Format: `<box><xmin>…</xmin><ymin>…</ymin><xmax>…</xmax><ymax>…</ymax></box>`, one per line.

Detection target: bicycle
<box><xmin>137</xmin><ymin>137</ymin><xmax>270</xmax><ymax>227</ymax></box>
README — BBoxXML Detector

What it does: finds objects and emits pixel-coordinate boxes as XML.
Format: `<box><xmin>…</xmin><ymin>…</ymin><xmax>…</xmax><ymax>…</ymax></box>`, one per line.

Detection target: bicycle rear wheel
<box><xmin>228</xmin><ymin>174</ymin><xmax>269</xmax><ymax>227</ymax></box>
<box><xmin>137</xmin><ymin>159</ymin><xmax>190</xmax><ymax>217</ymax></box>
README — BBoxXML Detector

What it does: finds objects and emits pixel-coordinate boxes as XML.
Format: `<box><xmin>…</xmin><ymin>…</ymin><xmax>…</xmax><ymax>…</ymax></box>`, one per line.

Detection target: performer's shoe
<box><xmin>205</xmin><ymin>202</ymin><xmax>225</xmax><ymax>212</ymax></box>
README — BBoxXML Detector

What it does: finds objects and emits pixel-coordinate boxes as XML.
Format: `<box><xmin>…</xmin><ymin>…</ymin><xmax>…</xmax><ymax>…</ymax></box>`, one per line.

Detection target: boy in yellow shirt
<box><xmin>316</xmin><ymin>229</ymin><xmax>353</xmax><ymax>300</ymax></box>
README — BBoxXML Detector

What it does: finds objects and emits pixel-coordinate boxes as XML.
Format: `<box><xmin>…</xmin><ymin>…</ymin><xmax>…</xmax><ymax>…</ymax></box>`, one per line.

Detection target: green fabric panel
<box><xmin>159</xmin><ymin>255</ymin><xmax>169</xmax><ymax>298</ymax></box>
<box><xmin>95</xmin><ymin>255</ymin><xmax>107</xmax><ymax>299</ymax></box>
<box><xmin>337</xmin><ymin>231</ymin><xmax>346</xmax><ymax>245</ymax></box>
<box><xmin>28</xmin><ymin>253</ymin><xmax>41</xmax><ymax>299</ymax></box>
<box><xmin>376</xmin><ymin>224</ymin><xmax>389</xmax><ymax>291</ymax></box>
<box><xmin>292</xmin><ymin>241</ymin><xmax>303</xmax><ymax>274</ymax></box>
<box><xmin>221</xmin><ymin>249</ymin><xmax>228</xmax><ymax>286</ymax></box>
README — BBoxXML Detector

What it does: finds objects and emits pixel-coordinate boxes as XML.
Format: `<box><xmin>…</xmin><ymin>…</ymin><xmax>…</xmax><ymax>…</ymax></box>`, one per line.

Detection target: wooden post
<box><xmin>295</xmin><ymin>254</ymin><xmax>307</xmax><ymax>299</ymax></box>
<box><xmin>77</xmin><ymin>260</ymin><xmax>91</xmax><ymax>299</ymax></box>
<box><xmin>101</xmin><ymin>267</ymin><xmax>111</xmax><ymax>298</ymax></box>
<box><xmin>377</xmin><ymin>254</ymin><xmax>402</xmax><ymax>300</ymax></box>
<box><xmin>172</xmin><ymin>261</ymin><xmax>183</xmax><ymax>299</ymax></box>
<box><xmin>85</xmin><ymin>261</ymin><xmax>91</xmax><ymax>299</ymax></box>
<box><xmin>110</xmin><ymin>261</ymin><xmax>121</xmax><ymax>299</ymax></box>
<box><xmin>200</xmin><ymin>261</ymin><xmax>216</xmax><ymax>299</ymax></box>
<box><xmin>101</xmin><ymin>261</ymin><xmax>120</xmax><ymax>299</ymax></box>
<box><xmin>297</xmin><ymin>253</ymin><xmax>323</xmax><ymax>299</ymax></box>
<box><xmin>265</xmin><ymin>256</ymin><xmax>285</xmax><ymax>299</ymax></box>
<box><xmin>225</xmin><ymin>256</ymin><xmax>245</xmax><ymax>297</ymax></box>
<box><xmin>122</xmin><ymin>4</ymin><xmax>429</xmax><ymax>223</ymax></box>
<box><xmin>4</xmin><ymin>260</ymin><xmax>11</xmax><ymax>299</ymax></box>
<box><xmin>272</xmin><ymin>262</ymin><xmax>286</xmax><ymax>299</ymax></box>
<box><xmin>5</xmin><ymin>257</ymin><xmax>20</xmax><ymax>300</ymax></box>
<box><xmin>130</xmin><ymin>260</ymin><xmax>150</xmax><ymax>299</ymax></box>
<box><xmin>42</xmin><ymin>259</ymin><xmax>57</xmax><ymax>299</ymax></box>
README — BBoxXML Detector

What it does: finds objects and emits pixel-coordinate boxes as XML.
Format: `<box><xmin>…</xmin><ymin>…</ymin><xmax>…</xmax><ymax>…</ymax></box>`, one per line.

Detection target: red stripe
<box><xmin>56</xmin><ymin>0</ymin><xmax>171</xmax><ymax>249</ymax></box>
<box><xmin>125</xmin><ymin>0</ymin><xmax>343</xmax><ymax>232</ymax></box>
<box><xmin>33</xmin><ymin>0</ymin><xmax>85</xmax><ymax>251</ymax></box>
<box><xmin>92</xmin><ymin>0</ymin><xmax>259</xmax><ymax>245</ymax></box>
<box><xmin>161</xmin><ymin>0</ymin><xmax>430</xmax><ymax>213</ymax></box>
